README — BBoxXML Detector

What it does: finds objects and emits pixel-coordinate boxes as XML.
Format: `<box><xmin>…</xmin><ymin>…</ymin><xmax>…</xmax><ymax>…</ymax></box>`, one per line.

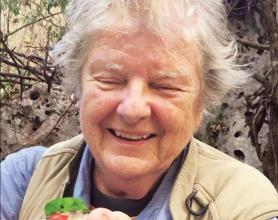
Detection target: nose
<box><xmin>116</xmin><ymin>80</ymin><xmax>151</xmax><ymax>124</ymax></box>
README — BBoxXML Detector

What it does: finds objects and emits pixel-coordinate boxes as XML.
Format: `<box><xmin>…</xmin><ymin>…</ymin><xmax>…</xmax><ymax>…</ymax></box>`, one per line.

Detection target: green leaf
<box><xmin>44</xmin><ymin>197</ymin><xmax>90</xmax><ymax>217</ymax></box>
<box><xmin>60</xmin><ymin>0</ymin><xmax>69</xmax><ymax>11</ymax></box>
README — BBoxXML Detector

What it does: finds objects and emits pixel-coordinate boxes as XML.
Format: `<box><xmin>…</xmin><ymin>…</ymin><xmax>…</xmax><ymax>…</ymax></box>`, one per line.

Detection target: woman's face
<box><xmin>80</xmin><ymin>31</ymin><xmax>203</xmax><ymax>187</ymax></box>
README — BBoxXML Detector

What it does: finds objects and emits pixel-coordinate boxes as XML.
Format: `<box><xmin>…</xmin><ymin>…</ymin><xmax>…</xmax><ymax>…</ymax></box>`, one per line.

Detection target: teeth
<box><xmin>114</xmin><ymin>130</ymin><xmax>151</xmax><ymax>140</ymax></box>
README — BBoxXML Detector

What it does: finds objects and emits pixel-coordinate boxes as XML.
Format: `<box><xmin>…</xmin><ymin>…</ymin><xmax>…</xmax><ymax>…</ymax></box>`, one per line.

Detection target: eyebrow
<box><xmin>156</xmin><ymin>69</ymin><xmax>194</xmax><ymax>83</ymax></box>
<box><xmin>105</xmin><ymin>63</ymin><xmax>123</xmax><ymax>72</ymax></box>
<box><xmin>89</xmin><ymin>60</ymin><xmax>123</xmax><ymax>73</ymax></box>
<box><xmin>156</xmin><ymin>71</ymin><xmax>181</xmax><ymax>79</ymax></box>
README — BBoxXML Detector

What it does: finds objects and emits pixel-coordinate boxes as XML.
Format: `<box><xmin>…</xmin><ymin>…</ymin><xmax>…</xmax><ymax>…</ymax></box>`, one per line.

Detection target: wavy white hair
<box><xmin>52</xmin><ymin>0</ymin><xmax>250</xmax><ymax>106</ymax></box>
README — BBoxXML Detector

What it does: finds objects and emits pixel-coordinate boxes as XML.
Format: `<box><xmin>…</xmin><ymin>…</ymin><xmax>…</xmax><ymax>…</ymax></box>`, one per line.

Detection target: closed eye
<box><xmin>150</xmin><ymin>83</ymin><xmax>181</xmax><ymax>91</ymax></box>
<box><xmin>100</xmin><ymin>80</ymin><xmax>121</xmax><ymax>84</ymax></box>
<box><xmin>97</xmin><ymin>78</ymin><xmax>125</xmax><ymax>85</ymax></box>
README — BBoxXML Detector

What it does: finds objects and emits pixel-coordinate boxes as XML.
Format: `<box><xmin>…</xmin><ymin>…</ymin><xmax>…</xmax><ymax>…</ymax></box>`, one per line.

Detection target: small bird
<box><xmin>44</xmin><ymin>197</ymin><xmax>90</xmax><ymax>220</ymax></box>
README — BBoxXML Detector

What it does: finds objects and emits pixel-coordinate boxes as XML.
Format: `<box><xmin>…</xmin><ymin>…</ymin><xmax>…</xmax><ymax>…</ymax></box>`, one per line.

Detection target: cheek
<box><xmin>151</xmin><ymin>97</ymin><xmax>200</xmax><ymax>159</ymax></box>
<box><xmin>80</xmin><ymin>88</ymin><xmax>120</xmax><ymax>127</ymax></box>
<box><xmin>151</xmin><ymin>97</ymin><xmax>194</xmax><ymax>132</ymax></box>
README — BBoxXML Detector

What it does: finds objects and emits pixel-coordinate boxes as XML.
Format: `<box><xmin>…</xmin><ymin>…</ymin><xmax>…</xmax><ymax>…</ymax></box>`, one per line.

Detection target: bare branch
<box><xmin>0</xmin><ymin>34</ymin><xmax>24</xmax><ymax>98</ymax></box>
<box><xmin>0</xmin><ymin>79</ymin><xmax>32</xmax><ymax>87</ymax></box>
<box><xmin>260</xmin><ymin>0</ymin><xmax>278</xmax><ymax>189</ymax></box>
<box><xmin>0</xmin><ymin>72</ymin><xmax>41</xmax><ymax>81</ymax></box>
<box><xmin>5</xmin><ymin>11</ymin><xmax>62</xmax><ymax>38</ymax></box>
<box><xmin>252</xmin><ymin>72</ymin><xmax>271</xmax><ymax>88</ymax></box>
<box><xmin>0</xmin><ymin>56</ymin><xmax>45</xmax><ymax>82</ymax></box>
<box><xmin>236</xmin><ymin>37</ymin><xmax>270</xmax><ymax>50</ymax></box>
<box><xmin>45</xmin><ymin>97</ymin><xmax>78</xmax><ymax>139</ymax></box>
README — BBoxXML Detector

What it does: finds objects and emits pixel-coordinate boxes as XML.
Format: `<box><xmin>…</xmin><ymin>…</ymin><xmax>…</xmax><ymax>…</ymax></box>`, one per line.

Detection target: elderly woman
<box><xmin>1</xmin><ymin>0</ymin><xmax>278</xmax><ymax>219</ymax></box>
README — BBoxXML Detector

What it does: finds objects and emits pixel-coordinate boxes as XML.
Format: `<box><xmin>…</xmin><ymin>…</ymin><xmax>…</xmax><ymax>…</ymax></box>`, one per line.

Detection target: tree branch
<box><xmin>252</xmin><ymin>72</ymin><xmax>271</xmax><ymax>88</ymax></box>
<box><xmin>0</xmin><ymin>72</ymin><xmax>40</xmax><ymax>81</ymax></box>
<box><xmin>260</xmin><ymin>0</ymin><xmax>278</xmax><ymax>189</ymax></box>
<box><xmin>0</xmin><ymin>34</ymin><xmax>24</xmax><ymax>98</ymax></box>
<box><xmin>0</xmin><ymin>79</ymin><xmax>32</xmax><ymax>87</ymax></box>
<box><xmin>236</xmin><ymin>37</ymin><xmax>270</xmax><ymax>50</ymax></box>
<box><xmin>0</xmin><ymin>56</ymin><xmax>45</xmax><ymax>82</ymax></box>
<box><xmin>45</xmin><ymin>97</ymin><xmax>78</xmax><ymax>139</ymax></box>
<box><xmin>5</xmin><ymin>11</ymin><xmax>62</xmax><ymax>38</ymax></box>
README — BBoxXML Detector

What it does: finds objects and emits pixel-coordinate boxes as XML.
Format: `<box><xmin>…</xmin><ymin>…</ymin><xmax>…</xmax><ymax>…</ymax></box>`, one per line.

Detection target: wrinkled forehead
<box><xmin>86</xmin><ymin>29</ymin><xmax>200</xmax><ymax>70</ymax></box>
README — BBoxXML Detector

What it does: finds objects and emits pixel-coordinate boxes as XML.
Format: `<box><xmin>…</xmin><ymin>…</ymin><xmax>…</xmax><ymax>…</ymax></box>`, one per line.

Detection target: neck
<box><xmin>93</xmin><ymin>167</ymin><xmax>165</xmax><ymax>199</ymax></box>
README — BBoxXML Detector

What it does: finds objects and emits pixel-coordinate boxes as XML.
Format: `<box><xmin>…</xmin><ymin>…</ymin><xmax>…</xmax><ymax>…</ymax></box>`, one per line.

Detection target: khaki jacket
<box><xmin>19</xmin><ymin>135</ymin><xmax>278</xmax><ymax>220</ymax></box>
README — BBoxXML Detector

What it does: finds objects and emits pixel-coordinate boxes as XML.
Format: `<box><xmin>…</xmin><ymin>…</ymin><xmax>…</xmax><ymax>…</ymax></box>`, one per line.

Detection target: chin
<box><xmin>105</xmin><ymin>155</ymin><xmax>156</xmax><ymax>180</ymax></box>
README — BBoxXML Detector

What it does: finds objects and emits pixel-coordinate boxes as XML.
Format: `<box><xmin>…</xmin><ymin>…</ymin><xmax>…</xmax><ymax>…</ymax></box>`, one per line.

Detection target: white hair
<box><xmin>52</xmin><ymin>0</ymin><xmax>250</xmax><ymax>107</ymax></box>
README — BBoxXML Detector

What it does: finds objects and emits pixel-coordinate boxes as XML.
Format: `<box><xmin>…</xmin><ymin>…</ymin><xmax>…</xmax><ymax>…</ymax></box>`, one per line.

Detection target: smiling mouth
<box><xmin>108</xmin><ymin>129</ymin><xmax>156</xmax><ymax>142</ymax></box>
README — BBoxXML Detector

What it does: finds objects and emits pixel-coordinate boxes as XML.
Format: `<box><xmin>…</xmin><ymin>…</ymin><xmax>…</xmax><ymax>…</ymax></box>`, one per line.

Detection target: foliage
<box><xmin>0</xmin><ymin>0</ymin><xmax>69</xmax><ymax>99</ymax></box>
<box><xmin>227</xmin><ymin>0</ymin><xmax>278</xmax><ymax>189</ymax></box>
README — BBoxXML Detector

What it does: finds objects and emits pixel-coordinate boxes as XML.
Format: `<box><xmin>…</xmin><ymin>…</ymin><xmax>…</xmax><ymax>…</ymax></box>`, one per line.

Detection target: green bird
<box><xmin>44</xmin><ymin>197</ymin><xmax>90</xmax><ymax>218</ymax></box>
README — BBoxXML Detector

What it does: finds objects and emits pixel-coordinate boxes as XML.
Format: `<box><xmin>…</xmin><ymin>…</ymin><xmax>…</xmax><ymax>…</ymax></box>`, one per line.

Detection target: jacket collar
<box><xmin>169</xmin><ymin>138</ymin><xmax>198</xmax><ymax>219</ymax></box>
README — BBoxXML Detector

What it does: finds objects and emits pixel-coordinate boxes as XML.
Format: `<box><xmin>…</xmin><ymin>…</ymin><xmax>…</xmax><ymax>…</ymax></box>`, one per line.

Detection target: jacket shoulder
<box><xmin>195</xmin><ymin>139</ymin><xmax>274</xmax><ymax>188</ymax></box>
<box><xmin>42</xmin><ymin>134</ymin><xmax>84</xmax><ymax>158</ymax></box>
<box><xmin>19</xmin><ymin>134</ymin><xmax>85</xmax><ymax>220</ymax></box>
<box><xmin>194</xmin><ymin>139</ymin><xmax>278</xmax><ymax>219</ymax></box>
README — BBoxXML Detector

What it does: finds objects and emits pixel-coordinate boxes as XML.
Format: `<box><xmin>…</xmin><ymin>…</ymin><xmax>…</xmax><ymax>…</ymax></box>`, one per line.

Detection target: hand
<box><xmin>86</xmin><ymin>208</ymin><xmax>133</xmax><ymax>220</ymax></box>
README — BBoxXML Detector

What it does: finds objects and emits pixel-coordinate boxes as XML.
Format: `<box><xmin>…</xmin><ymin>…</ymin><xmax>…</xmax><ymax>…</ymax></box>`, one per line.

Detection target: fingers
<box><xmin>86</xmin><ymin>208</ymin><xmax>132</xmax><ymax>220</ymax></box>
